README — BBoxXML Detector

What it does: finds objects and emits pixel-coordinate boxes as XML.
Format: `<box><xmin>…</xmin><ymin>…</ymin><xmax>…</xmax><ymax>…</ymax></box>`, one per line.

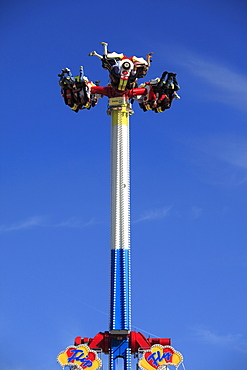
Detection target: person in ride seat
<box><xmin>58</xmin><ymin>67</ymin><xmax>98</xmax><ymax>112</ymax></box>
<box><xmin>136</xmin><ymin>71</ymin><xmax>180</xmax><ymax>113</ymax></box>
<box><xmin>89</xmin><ymin>42</ymin><xmax>153</xmax><ymax>90</ymax></box>
<box><xmin>153</xmin><ymin>72</ymin><xmax>180</xmax><ymax>113</ymax></box>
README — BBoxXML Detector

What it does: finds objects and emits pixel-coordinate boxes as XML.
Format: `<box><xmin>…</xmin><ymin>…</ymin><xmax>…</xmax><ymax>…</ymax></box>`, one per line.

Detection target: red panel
<box><xmin>74</xmin><ymin>332</ymin><xmax>111</xmax><ymax>353</ymax></box>
<box><xmin>74</xmin><ymin>331</ymin><xmax>171</xmax><ymax>354</ymax></box>
<box><xmin>130</xmin><ymin>331</ymin><xmax>171</xmax><ymax>353</ymax></box>
<box><xmin>90</xmin><ymin>86</ymin><xmax>147</xmax><ymax>99</ymax></box>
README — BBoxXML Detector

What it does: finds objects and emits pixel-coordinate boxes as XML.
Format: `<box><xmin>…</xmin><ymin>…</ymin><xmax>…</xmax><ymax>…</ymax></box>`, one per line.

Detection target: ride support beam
<box><xmin>108</xmin><ymin>97</ymin><xmax>132</xmax><ymax>370</ymax></box>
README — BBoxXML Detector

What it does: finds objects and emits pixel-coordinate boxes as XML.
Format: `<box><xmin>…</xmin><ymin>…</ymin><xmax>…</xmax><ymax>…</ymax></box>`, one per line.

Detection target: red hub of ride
<box><xmin>74</xmin><ymin>331</ymin><xmax>171</xmax><ymax>354</ymax></box>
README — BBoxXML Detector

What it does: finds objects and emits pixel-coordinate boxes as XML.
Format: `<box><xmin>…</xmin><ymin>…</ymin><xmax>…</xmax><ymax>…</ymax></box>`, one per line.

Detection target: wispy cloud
<box><xmin>168</xmin><ymin>46</ymin><xmax>247</xmax><ymax>112</ymax></box>
<box><xmin>132</xmin><ymin>206</ymin><xmax>171</xmax><ymax>223</ymax></box>
<box><xmin>191</xmin><ymin>134</ymin><xmax>247</xmax><ymax>186</ymax></box>
<box><xmin>207</xmin><ymin>135</ymin><xmax>247</xmax><ymax>170</ymax></box>
<box><xmin>55</xmin><ymin>217</ymin><xmax>96</xmax><ymax>228</ymax></box>
<box><xmin>191</xmin><ymin>206</ymin><xmax>202</xmax><ymax>219</ymax></box>
<box><xmin>0</xmin><ymin>216</ymin><xmax>96</xmax><ymax>233</ymax></box>
<box><xmin>160</xmin><ymin>45</ymin><xmax>247</xmax><ymax>185</ymax></box>
<box><xmin>193</xmin><ymin>326</ymin><xmax>247</xmax><ymax>354</ymax></box>
<box><xmin>0</xmin><ymin>216</ymin><xmax>44</xmax><ymax>232</ymax></box>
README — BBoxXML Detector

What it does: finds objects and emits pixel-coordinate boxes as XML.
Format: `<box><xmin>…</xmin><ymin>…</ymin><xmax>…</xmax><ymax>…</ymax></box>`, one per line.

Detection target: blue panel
<box><xmin>110</xmin><ymin>249</ymin><xmax>131</xmax><ymax>330</ymax></box>
<box><xmin>109</xmin><ymin>337</ymin><xmax>132</xmax><ymax>370</ymax></box>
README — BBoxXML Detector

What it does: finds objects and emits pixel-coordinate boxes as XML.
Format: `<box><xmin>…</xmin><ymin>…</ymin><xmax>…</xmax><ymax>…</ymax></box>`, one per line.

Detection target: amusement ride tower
<box><xmin>57</xmin><ymin>43</ymin><xmax>183</xmax><ymax>370</ymax></box>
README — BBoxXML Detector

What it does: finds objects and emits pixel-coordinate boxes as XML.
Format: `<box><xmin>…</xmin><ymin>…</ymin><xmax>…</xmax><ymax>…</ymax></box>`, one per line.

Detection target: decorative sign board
<box><xmin>57</xmin><ymin>344</ymin><xmax>102</xmax><ymax>370</ymax></box>
<box><xmin>139</xmin><ymin>344</ymin><xmax>183</xmax><ymax>370</ymax></box>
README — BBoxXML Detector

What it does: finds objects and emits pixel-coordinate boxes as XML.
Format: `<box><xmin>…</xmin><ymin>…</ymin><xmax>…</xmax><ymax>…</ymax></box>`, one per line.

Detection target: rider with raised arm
<box><xmin>58</xmin><ymin>43</ymin><xmax>180</xmax><ymax>114</ymax></box>
<box><xmin>58</xmin><ymin>66</ymin><xmax>99</xmax><ymax>112</ymax></box>
<box><xmin>89</xmin><ymin>42</ymin><xmax>153</xmax><ymax>90</ymax></box>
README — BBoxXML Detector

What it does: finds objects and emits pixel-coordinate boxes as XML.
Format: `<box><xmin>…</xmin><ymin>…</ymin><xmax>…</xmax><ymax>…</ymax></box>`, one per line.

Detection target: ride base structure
<box><xmin>57</xmin><ymin>43</ymin><xmax>183</xmax><ymax>370</ymax></box>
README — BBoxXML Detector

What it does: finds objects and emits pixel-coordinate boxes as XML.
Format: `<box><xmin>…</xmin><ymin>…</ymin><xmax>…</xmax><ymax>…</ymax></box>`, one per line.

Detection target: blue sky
<box><xmin>0</xmin><ymin>0</ymin><xmax>247</xmax><ymax>369</ymax></box>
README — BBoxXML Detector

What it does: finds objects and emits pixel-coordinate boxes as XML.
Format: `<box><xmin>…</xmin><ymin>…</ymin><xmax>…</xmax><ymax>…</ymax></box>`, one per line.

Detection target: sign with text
<box><xmin>139</xmin><ymin>344</ymin><xmax>183</xmax><ymax>370</ymax></box>
<box><xmin>57</xmin><ymin>344</ymin><xmax>102</xmax><ymax>370</ymax></box>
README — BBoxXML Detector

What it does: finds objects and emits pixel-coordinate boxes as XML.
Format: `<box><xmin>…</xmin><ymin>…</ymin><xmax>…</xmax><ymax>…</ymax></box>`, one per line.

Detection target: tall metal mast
<box><xmin>57</xmin><ymin>44</ymin><xmax>184</xmax><ymax>370</ymax></box>
<box><xmin>109</xmin><ymin>98</ymin><xmax>132</xmax><ymax>370</ymax></box>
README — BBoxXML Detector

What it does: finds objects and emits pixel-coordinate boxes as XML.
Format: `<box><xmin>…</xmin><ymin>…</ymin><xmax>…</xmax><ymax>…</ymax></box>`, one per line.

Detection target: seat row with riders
<box><xmin>58</xmin><ymin>42</ymin><xmax>180</xmax><ymax>113</ymax></box>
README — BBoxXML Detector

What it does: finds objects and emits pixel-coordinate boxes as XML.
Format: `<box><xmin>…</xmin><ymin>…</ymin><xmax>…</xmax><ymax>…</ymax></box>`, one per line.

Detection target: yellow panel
<box><xmin>109</xmin><ymin>97</ymin><xmax>126</xmax><ymax>106</ymax></box>
<box><xmin>111</xmin><ymin>110</ymin><xmax>129</xmax><ymax>126</ymax></box>
<box><xmin>172</xmin><ymin>352</ymin><xmax>183</xmax><ymax>365</ymax></box>
<box><xmin>139</xmin><ymin>358</ymin><xmax>156</xmax><ymax>370</ymax></box>
<box><xmin>57</xmin><ymin>352</ymin><xmax>68</xmax><ymax>365</ymax></box>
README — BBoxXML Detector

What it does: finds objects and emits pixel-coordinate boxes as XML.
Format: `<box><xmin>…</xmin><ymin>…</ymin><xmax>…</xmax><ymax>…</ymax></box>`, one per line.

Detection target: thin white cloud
<box><xmin>132</xmin><ymin>206</ymin><xmax>171</xmax><ymax>223</ymax></box>
<box><xmin>55</xmin><ymin>217</ymin><xmax>96</xmax><ymax>228</ymax></box>
<box><xmin>193</xmin><ymin>327</ymin><xmax>247</xmax><ymax>354</ymax></box>
<box><xmin>175</xmin><ymin>131</ymin><xmax>247</xmax><ymax>186</ymax></box>
<box><xmin>167</xmin><ymin>46</ymin><xmax>247</xmax><ymax>112</ymax></box>
<box><xmin>191</xmin><ymin>206</ymin><xmax>202</xmax><ymax>219</ymax></box>
<box><xmin>0</xmin><ymin>216</ymin><xmax>96</xmax><ymax>233</ymax></box>
<box><xmin>208</xmin><ymin>136</ymin><xmax>247</xmax><ymax>169</ymax></box>
<box><xmin>192</xmin><ymin>134</ymin><xmax>247</xmax><ymax>185</ymax></box>
<box><xmin>0</xmin><ymin>216</ymin><xmax>44</xmax><ymax>232</ymax></box>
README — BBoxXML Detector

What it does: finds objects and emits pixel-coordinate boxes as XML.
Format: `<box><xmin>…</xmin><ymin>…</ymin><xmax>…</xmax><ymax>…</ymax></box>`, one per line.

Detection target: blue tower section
<box><xmin>109</xmin><ymin>249</ymin><xmax>131</xmax><ymax>369</ymax></box>
<box><xmin>110</xmin><ymin>249</ymin><xmax>131</xmax><ymax>331</ymax></box>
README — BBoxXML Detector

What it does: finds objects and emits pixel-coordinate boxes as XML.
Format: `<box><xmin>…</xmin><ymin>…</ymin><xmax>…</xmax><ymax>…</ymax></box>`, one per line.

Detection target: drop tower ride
<box><xmin>57</xmin><ymin>43</ymin><xmax>183</xmax><ymax>370</ymax></box>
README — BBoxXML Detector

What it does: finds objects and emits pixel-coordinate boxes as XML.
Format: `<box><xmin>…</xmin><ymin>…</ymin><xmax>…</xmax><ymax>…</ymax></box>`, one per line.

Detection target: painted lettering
<box><xmin>68</xmin><ymin>349</ymin><xmax>92</xmax><ymax>367</ymax></box>
<box><xmin>147</xmin><ymin>351</ymin><xmax>172</xmax><ymax>367</ymax></box>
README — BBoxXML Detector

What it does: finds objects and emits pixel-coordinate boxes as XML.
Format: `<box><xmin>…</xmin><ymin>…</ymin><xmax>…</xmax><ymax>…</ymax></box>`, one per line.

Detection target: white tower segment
<box><xmin>109</xmin><ymin>97</ymin><xmax>132</xmax><ymax>334</ymax></box>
